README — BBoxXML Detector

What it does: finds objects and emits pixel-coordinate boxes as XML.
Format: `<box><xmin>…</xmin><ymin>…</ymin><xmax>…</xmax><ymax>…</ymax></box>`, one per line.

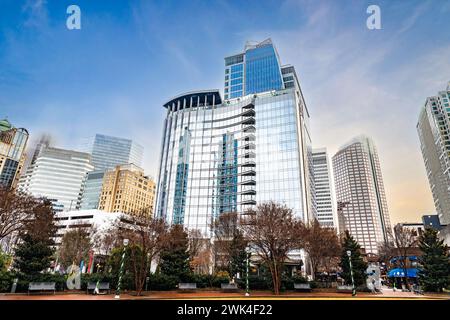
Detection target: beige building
<box><xmin>98</xmin><ymin>164</ymin><xmax>155</xmax><ymax>216</ymax></box>
<box><xmin>0</xmin><ymin>119</ymin><xmax>29</xmax><ymax>189</ymax></box>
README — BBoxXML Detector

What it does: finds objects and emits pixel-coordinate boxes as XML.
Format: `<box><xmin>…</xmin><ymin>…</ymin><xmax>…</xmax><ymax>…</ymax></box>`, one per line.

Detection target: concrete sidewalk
<box><xmin>1</xmin><ymin>289</ymin><xmax>448</xmax><ymax>300</ymax></box>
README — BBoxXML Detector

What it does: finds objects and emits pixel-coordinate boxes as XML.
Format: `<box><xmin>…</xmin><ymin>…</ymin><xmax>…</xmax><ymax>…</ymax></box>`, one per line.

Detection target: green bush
<box><xmin>148</xmin><ymin>273</ymin><xmax>178</xmax><ymax>290</ymax></box>
<box><xmin>81</xmin><ymin>273</ymin><xmax>114</xmax><ymax>290</ymax></box>
<box><xmin>13</xmin><ymin>273</ymin><xmax>67</xmax><ymax>292</ymax></box>
<box><xmin>237</xmin><ymin>275</ymin><xmax>271</xmax><ymax>290</ymax></box>
<box><xmin>0</xmin><ymin>271</ymin><xmax>13</xmax><ymax>292</ymax></box>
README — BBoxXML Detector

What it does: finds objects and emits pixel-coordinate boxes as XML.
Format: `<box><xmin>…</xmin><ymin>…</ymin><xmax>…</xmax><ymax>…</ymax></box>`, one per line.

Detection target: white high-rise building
<box><xmin>332</xmin><ymin>136</ymin><xmax>392</xmax><ymax>254</ymax></box>
<box><xmin>18</xmin><ymin>147</ymin><xmax>94</xmax><ymax>211</ymax></box>
<box><xmin>312</xmin><ymin>148</ymin><xmax>337</xmax><ymax>229</ymax></box>
<box><xmin>417</xmin><ymin>82</ymin><xmax>450</xmax><ymax>225</ymax></box>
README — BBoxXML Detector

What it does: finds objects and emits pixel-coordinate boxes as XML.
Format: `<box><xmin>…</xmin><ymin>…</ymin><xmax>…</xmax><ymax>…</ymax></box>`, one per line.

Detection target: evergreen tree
<box><xmin>13</xmin><ymin>199</ymin><xmax>56</xmax><ymax>276</ymax></box>
<box><xmin>418</xmin><ymin>228</ymin><xmax>450</xmax><ymax>292</ymax></box>
<box><xmin>339</xmin><ymin>231</ymin><xmax>368</xmax><ymax>287</ymax></box>
<box><xmin>159</xmin><ymin>224</ymin><xmax>192</xmax><ymax>282</ymax></box>
<box><xmin>228</xmin><ymin>230</ymin><xmax>247</xmax><ymax>279</ymax></box>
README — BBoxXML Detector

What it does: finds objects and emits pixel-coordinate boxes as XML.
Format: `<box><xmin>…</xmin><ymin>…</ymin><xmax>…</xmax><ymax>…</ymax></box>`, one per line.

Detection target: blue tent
<box><xmin>387</xmin><ymin>268</ymin><xmax>419</xmax><ymax>278</ymax></box>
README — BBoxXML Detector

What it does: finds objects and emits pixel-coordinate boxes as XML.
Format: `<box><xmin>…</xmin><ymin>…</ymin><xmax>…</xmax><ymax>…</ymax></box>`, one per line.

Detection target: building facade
<box><xmin>82</xmin><ymin>133</ymin><xmax>144</xmax><ymax>171</ymax></box>
<box><xmin>98</xmin><ymin>164</ymin><xmax>155</xmax><ymax>216</ymax></box>
<box><xmin>18</xmin><ymin>147</ymin><xmax>94</xmax><ymax>212</ymax></box>
<box><xmin>332</xmin><ymin>136</ymin><xmax>392</xmax><ymax>254</ymax></box>
<box><xmin>79</xmin><ymin>170</ymin><xmax>105</xmax><ymax>210</ymax></box>
<box><xmin>0</xmin><ymin>119</ymin><xmax>29</xmax><ymax>189</ymax></box>
<box><xmin>417</xmin><ymin>82</ymin><xmax>450</xmax><ymax>225</ymax></box>
<box><xmin>312</xmin><ymin>148</ymin><xmax>337</xmax><ymax>229</ymax></box>
<box><xmin>156</xmin><ymin>40</ymin><xmax>315</xmax><ymax>236</ymax></box>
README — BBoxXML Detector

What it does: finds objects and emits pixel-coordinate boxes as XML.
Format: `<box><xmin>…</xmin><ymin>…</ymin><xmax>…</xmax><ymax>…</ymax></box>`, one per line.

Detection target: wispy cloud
<box><xmin>22</xmin><ymin>0</ymin><xmax>48</xmax><ymax>28</ymax></box>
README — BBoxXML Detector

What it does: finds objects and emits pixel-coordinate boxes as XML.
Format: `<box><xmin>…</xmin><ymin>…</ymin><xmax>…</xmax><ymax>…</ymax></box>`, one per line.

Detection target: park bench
<box><xmin>178</xmin><ymin>283</ymin><xmax>197</xmax><ymax>292</ymax></box>
<box><xmin>28</xmin><ymin>282</ymin><xmax>56</xmax><ymax>295</ymax></box>
<box><xmin>86</xmin><ymin>282</ymin><xmax>110</xmax><ymax>294</ymax></box>
<box><xmin>221</xmin><ymin>283</ymin><xmax>239</xmax><ymax>292</ymax></box>
<box><xmin>336</xmin><ymin>285</ymin><xmax>353</xmax><ymax>293</ymax></box>
<box><xmin>294</xmin><ymin>283</ymin><xmax>312</xmax><ymax>292</ymax></box>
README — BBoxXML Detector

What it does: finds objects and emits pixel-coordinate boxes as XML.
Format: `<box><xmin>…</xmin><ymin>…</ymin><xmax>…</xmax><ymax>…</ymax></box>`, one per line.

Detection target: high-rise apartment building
<box><xmin>82</xmin><ymin>134</ymin><xmax>143</xmax><ymax>171</ymax></box>
<box><xmin>417</xmin><ymin>82</ymin><xmax>450</xmax><ymax>225</ymax></box>
<box><xmin>18</xmin><ymin>147</ymin><xmax>94</xmax><ymax>211</ymax></box>
<box><xmin>98</xmin><ymin>164</ymin><xmax>156</xmax><ymax>216</ymax></box>
<box><xmin>156</xmin><ymin>39</ymin><xmax>315</xmax><ymax>236</ymax></box>
<box><xmin>332</xmin><ymin>136</ymin><xmax>392</xmax><ymax>254</ymax></box>
<box><xmin>0</xmin><ymin>118</ymin><xmax>29</xmax><ymax>189</ymax></box>
<box><xmin>312</xmin><ymin>148</ymin><xmax>337</xmax><ymax>229</ymax></box>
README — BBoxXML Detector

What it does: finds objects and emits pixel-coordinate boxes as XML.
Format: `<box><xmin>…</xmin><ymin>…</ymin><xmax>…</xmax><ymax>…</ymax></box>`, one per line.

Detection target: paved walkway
<box><xmin>1</xmin><ymin>288</ymin><xmax>448</xmax><ymax>300</ymax></box>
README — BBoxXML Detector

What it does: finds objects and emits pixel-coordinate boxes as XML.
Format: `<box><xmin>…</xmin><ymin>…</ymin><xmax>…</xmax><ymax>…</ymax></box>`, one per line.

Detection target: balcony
<box><xmin>242</xmin><ymin>117</ymin><xmax>255</xmax><ymax>125</ymax></box>
<box><xmin>241</xmin><ymin>199</ymin><xmax>257</xmax><ymax>205</ymax></box>
<box><xmin>240</xmin><ymin>178</ymin><xmax>256</xmax><ymax>186</ymax></box>
<box><xmin>241</xmin><ymin>169</ymin><xmax>256</xmax><ymax>176</ymax></box>
<box><xmin>241</xmin><ymin>161</ymin><xmax>256</xmax><ymax>167</ymax></box>
<box><xmin>242</xmin><ymin>101</ymin><xmax>255</xmax><ymax>109</ymax></box>
<box><xmin>239</xmin><ymin>189</ymin><xmax>256</xmax><ymax>195</ymax></box>
<box><xmin>241</xmin><ymin>109</ymin><xmax>255</xmax><ymax>117</ymax></box>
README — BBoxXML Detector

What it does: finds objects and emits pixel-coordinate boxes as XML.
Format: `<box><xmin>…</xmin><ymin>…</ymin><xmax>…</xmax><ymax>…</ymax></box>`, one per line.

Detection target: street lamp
<box><xmin>346</xmin><ymin>250</ymin><xmax>356</xmax><ymax>297</ymax></box>
<box><xmin>245</xmin><ymin>247</ymin><xmax>251</xmax><ymax>297</ymax></box>
<box><xmin>115</xmin><ymin>238</ymin><xmax>129</xmax><ymax>299</ymax></box>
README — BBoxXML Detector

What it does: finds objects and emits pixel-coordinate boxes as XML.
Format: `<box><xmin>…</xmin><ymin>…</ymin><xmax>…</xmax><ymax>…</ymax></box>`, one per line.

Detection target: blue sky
<box><xmin>1</xmin><ymin>0</ymin><xmax>450</xmax><ymax>223</ymax></box>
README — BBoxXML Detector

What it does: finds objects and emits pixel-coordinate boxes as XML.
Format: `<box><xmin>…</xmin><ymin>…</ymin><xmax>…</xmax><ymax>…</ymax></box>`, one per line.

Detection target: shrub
<box><xmin>237</xmin><ymin>275</ymin><xmax>271</xmax><ymax>290</ymax></box>
<box><xmin>148</xmin><ymin>273</ymin><xmax>178</xmax><ymax>291</ymax></box>
<box><xmin>81</xmin><ymin>273</ymin><xmax>114</xmax><ymax>290</ymax></box>
<box><xmin>13</xmin><ymin>273</ymin><xmax>67</xmax><ymax>292</ymax></box>
<box><xmin>0</xmin><ymin>271</ymin><xmax>13</xmax><ymax>292</ymax></box>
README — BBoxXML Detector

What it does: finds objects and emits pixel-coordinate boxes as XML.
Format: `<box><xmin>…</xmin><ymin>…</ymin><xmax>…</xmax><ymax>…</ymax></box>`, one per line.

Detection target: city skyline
<box><xmin>2</xmin><ymin>1</ymin><xmax>450</xmax><ymax>224</ymax></box>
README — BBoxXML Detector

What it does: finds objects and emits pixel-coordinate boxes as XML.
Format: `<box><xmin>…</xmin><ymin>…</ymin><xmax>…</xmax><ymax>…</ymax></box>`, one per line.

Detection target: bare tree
<box><xmin>393</xmin><ymin>225</ymin><xmax>417</xmax><ymax>290</ymax></box>
<box><xmin>117</xmin><ymin>215</ymin><xmax>168</xmax><ymax>295</ymax></box>
<box><xmin>0</xmin><ymin>188</ymin><xmax>36</xmax><ymax>243</ymax></box>
<box><xmin>58</xmin><ymin>227</ymin><xmax>92</xmax><ymax>268</ymax></box>
<box><xmin>297</xmin><ymin>219</ymin><xmax>341</xmax><ymax>280</ymax></box>
<box><xmin>242</xmin><ymin>202</ymin><xmax>300</xmax><ymax>295</ymax></box>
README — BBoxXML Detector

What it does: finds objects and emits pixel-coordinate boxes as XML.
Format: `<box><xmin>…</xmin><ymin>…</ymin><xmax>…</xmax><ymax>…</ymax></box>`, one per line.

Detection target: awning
<box><xmin>387</xmin><ymin>268</ymin><xmax>419</xmax><ymax>278</ymax></box>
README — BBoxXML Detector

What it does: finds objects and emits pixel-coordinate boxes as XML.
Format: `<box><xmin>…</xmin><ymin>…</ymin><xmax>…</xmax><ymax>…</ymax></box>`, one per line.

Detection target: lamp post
<box><xmin>346</xmin><ymin>250</ymin><xmax>356</xmax><ymax>297</ymax></box>
<box><xmin>115</xmin><ymin>238</ymin><xmax>129</xmax><ymax>299</ymax></box>
<box><xmin>245</xmin><ymin>247</ymin><xmax>250</xmax><ymax>297</ymax></box>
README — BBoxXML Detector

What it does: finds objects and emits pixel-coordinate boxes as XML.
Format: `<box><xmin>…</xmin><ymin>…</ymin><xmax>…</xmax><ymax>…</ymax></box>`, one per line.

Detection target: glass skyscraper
<box><xmin>83</xmin><ymin>134</ymin><xmax>143</xmax><ymax>171</ymax></box>
<box><xmin>417</xmin><ymin>82</ymin><xmax>450</xmax><ymax>225</ymax></box>
<box><xmin>156</xmin><ymin>40</ymin><xmax>315</xmax><ymax>236</ymax></box>
<box><xmin>224</xmin><ymin>39</ymin><xmax>284</xmax><ymax>100</ymax></box>
<box><xmin>332</xmin><ymin>136</ymin><xmax>392</xmax><ymax>254</ymax></box>
<box><xmin>79</xmin><ymin>134</ymin><xmax>144</xmax><ymax>209</ymax></box>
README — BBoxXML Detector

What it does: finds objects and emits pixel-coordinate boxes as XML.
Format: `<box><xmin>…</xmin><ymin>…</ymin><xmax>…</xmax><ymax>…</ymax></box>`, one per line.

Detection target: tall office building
<box><xmin>79</xmin><ymin>134</ymin><xmax>144</xmax><ymax>209</ymax></box>
<box><xmin>332</xmin><ymin>136</ymin><xmax>392</xmax><ymax>254</ymax></box>
<box><xmin>156</xmin><ymin>39</ymin><xmax>315</xmax><ymax>236</ymax></box>
<box><xmin>224</xmin><ymin>39</ymin><xmax>296</xmax><ymax>100</ymax></box>
<box><xmin>18</xmin><ymin>147</ymin><xmax>94</xmax><ymax>211</ymax></box>
<box><xmin>312</xmin><ymin>148</ymin><xmax>337</xmax><ymax>229</ymax></box>
<box><xmin>0</xmin><ymin>118</ymin><xmax>29</xmax><ymax>189</ymax></box>
<box><xmin>79</xmin><ymin>170</ymin><xmax>105</xmax><ymax>210</ymax></box>
<box><xmin>82</xmin><ymin>134</ymin><xmax>143</xmax><ymax>171</ymax></box>
<box><xmin>417</xmin><ymin>82</ymin><xmax>450</xmax><ymax>225</ymax></box>
<box><xmin>98</xmin><ymin>164</ymin><xmax>156</xmax><ymax>216</ymax></box>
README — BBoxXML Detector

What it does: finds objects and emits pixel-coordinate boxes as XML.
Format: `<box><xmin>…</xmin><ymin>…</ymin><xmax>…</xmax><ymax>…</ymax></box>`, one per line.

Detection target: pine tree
<box><xmin>228</xmin><ymin>230</ymin><xmax>247</xmax><ymax>279</ymax></box>
<box><xmin>13</xmin><ymin>199</ymin><xmax>56</xmax><ymax>276</ymax></box>
<box><xmin>159</xmin><ymin>224</ymin><xmax>192</xmax><ymax>282</ymax></box>
<box><xmin>339</xmin><ymin>231</ymin><xmax>368</xmax><ymax>287</ymax></box>
<box><xmin>418</xmin><ymin>228</ymin><xmax>450</xmax><ymax>292</ymax></box>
